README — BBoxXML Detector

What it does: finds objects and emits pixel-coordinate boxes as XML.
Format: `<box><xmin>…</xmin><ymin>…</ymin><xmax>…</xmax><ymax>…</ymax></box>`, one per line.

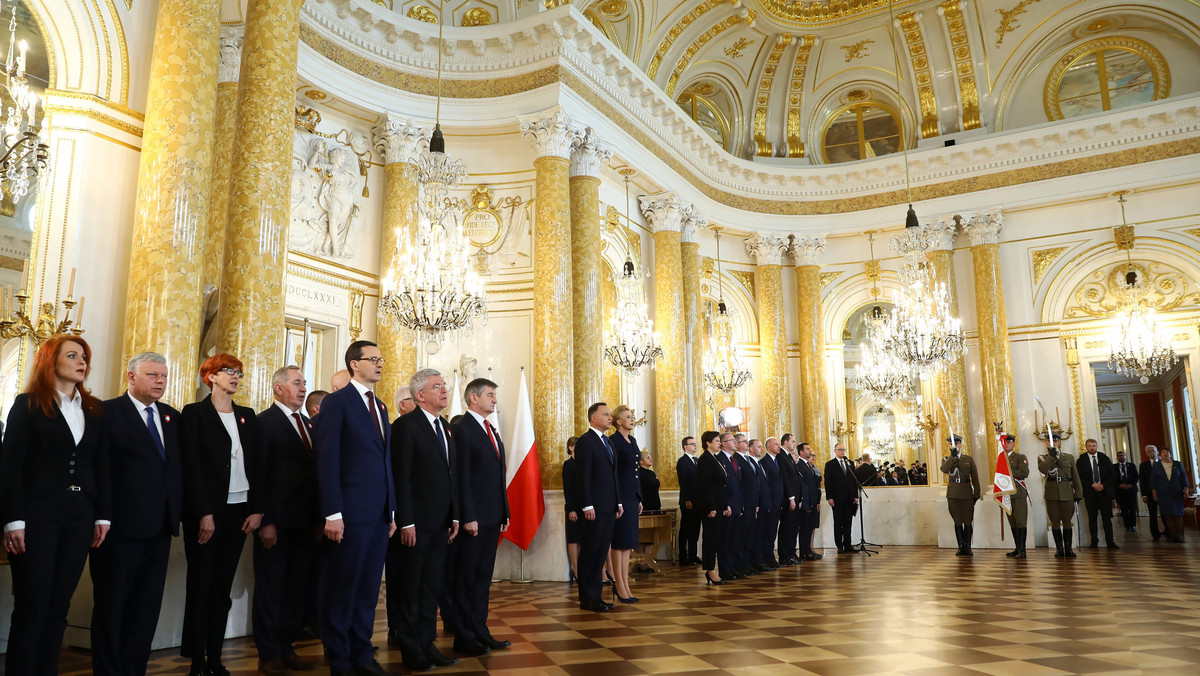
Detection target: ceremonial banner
<box><xmin>992</xmin><ymin>433</ymin><xmax>1016</xmax><ymax>515</ymax></box>
<box><xmin>501</xmin><ymin>369</ymin><xmax>545</xmax><ymax>550</ymax></box>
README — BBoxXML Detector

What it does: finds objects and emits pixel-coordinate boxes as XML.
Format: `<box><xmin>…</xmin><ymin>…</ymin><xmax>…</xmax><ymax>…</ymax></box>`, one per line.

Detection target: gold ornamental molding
<box><xmin>756</xmin><ymin>0</ymin><xmax>922</xmax><ymax>29</ymax></box>
<box><xmin>1064</xmin><ymin>260</ymin><xmax>1200</xmax><ymax>319</ymax></box>
<box><xmin>1043</xmin><ymin>37</ymin><xmax>1170</xmax><ymax>122</ymax></box>
<box><xmin>897</xmin><ymin>11</ymin><xmax>938</xmax><ymax>140</ymax></box>
<box><xmin>939</xmin><ymin>0</ymin><xmax>981</xmax><ymax>131</ymax></box>
<box><xmin>784</xmin><ymin>34</ymin><xmax>816</xmax><ymax>158</ymax></box>
<box><xmin>995</xmin><ymin>0</ymin><xmax>1040</xmax><ymax>48</ymax></box>
<box><xmin>1030</xmin><ymin>245</ymin><xmax>1067</xmax><ymax>285</ymax></box>
<box><xmin>665</xmin><ymin>14</ymin><xmax>751</xmax><ymax>97</ymax></box>
<box><xmin>729</xmin><ymin>269</ymin><xmax>756</xmax><ymax>299</ymax></box>
<box><xmin>840</xmin><ymin>39</ymin><xmax>874</xmax><ymax>63</ymax></box>
<box><xmin>646</xmin><ymin>0</ymin><xmax>725</xmax><ymax>80</ymax></box>
<box><xmin>820</xmin><ymin>270</ymin><xmax>844</xmax><ymax>290</ymax></box>
<box><xmin>753</xmin><ymin>33</ymin><xmax>793</xmax><ymax>157</ymax></box>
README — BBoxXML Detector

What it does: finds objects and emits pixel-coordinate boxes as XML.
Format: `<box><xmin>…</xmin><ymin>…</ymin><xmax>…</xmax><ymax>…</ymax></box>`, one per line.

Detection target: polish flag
<box><xmin>992</xmin><ymin>433</ymin><xmax>1016</xmax><ymax>515</ymax></box>
<box><xmin>501</xmin><ymin>369</ymin><xmax>544</xmax><ymax>550</ymax></box>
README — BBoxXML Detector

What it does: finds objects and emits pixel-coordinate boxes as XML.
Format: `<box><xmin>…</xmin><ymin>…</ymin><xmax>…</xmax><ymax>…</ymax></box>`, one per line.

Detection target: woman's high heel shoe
<box><xmin>705</xmin><ymin>571</ymin><xmax>724</xmax><ymax>586</ymax></box>
<box><xmin>618</xmin><ymin>595</ymin><xmax>639</xmax><ymax>603</ymax></box>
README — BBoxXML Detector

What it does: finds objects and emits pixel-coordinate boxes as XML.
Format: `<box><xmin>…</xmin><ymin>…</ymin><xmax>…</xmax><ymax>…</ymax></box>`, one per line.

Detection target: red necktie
<box><xmin>732</xmin><ymin>456</ymin><xmax>740</xmax><ymax>476</ymax></box>
<box><xmin>366</xmin><ymin>391</ymin><xmax>383</xmax><ymax>442</ymax></box>
<box><xmin>484</xmin><ymin>420</ymin><xmax>500</xmax><ymax>459</ymax></box>
<box><xmin>292</xmin><ymin>412</ymin><xmax>311</xmax><ymax>451</ymax></box>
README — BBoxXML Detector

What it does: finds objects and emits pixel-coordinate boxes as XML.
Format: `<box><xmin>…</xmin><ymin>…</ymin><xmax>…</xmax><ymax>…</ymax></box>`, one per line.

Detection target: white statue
<box><xmin>289</xmin><ymin>124</ymin><xmax>368</xmax><ymax>260</ymax></box>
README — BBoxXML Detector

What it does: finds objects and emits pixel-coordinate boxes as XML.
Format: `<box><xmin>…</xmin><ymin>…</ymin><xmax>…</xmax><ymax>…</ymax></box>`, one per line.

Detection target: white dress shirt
<box><xmin>275</xmin><ymin>400</ymin><xmax>307</xmax><ymax>440</ymax></box>
<box><xmin>218</xmin><ymin>410</ymin><xmax>249</xmax><ymax>504</ymax></box>
<box><xmin>130</xmin><ymin>391</ymin><xmax>165</xmax><ymax>447</ymax></box>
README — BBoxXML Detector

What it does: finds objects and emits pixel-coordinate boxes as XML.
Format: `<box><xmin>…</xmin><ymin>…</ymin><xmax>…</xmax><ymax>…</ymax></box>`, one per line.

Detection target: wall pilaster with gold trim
<box><xmin>746</xmin><ymin>233</ymin><xmax>790</xmax><ymax>440</ymax></box>
<box><xmin>203</xmin><ymin>25</ymin><xmax>243</xmax><ymax>297</ymax></box>
<box><xmin>965</xmin><ymin>209</ymin><xmax>1014</xmax><ymax>477</ymax></box>
<box><xmin>789</xmin><ymin>235</ymin><xmax>830</xmax><ymax>463</ymax></box>
<box><xmin>520</xmin><ymin>109</ymin><xmax>584</xmax><ymax>489</ymax></box>
<box><xmin>925</xmin><ymin>218</ymin><xmax>972</xmax><ymax>462</ymax></box>
<box><xmin>569</xmin><ymin>130</ymin><xmax>611</xmax><ymax>435</ymax></box>
<box><xmin>681</xmin><ymin>213</ymin><xmax>706</xmax><ymax>435</ymax></box>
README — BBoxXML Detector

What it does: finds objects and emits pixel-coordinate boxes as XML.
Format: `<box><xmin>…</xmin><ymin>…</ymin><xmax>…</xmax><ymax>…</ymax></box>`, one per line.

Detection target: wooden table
<box><xmin>630</xmin><ymin>509</ymin><xmax>676</xmax><ymax>573</ymax></box>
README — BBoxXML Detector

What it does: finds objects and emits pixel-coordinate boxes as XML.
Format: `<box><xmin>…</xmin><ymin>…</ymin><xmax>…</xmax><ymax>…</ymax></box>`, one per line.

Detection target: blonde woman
<box><xmin>607</xmin><ymin>405</ymin><xmax>642</xmax><ymax>603</ymax></box>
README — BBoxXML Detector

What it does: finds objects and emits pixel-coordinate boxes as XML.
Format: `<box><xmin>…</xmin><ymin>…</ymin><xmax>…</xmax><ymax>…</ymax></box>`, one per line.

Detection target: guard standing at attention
<box><xmin>1038</xmin><ymin>434</ymin><xmax>1083</xmax><ymax>558</ymax></box>
<box><xmin>940</xmin><ymin>435</ymin><xmax>981</xmax><ymax>556</ymax></box>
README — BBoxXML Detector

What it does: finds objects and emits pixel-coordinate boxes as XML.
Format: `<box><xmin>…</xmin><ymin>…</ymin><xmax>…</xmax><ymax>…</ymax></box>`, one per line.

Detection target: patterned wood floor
<box><xmin>51</xmin><ymin>522</ymin><xmax>1199</xmax><ymax>675</ymax></box>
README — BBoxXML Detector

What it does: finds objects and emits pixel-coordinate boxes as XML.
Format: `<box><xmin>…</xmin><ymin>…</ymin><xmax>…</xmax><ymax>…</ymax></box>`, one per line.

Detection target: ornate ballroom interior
<box><xmin>1</xmin><ymin>0</ymin><xmax>1200</xmax><ymax>659</ymax></box>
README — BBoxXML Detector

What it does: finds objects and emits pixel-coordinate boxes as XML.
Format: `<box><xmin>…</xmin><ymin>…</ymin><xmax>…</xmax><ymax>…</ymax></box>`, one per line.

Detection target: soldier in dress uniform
<box><xmin>940</xmin><ymin>435</ymin><xmax>981</xmax><ymax>556</ymax></box>
<box><xmin>1037</xmin><ymin>434</ymin><xmax>1083</xmax><ymax>558</ymax></box>
<box><xmin>1001</xmin><ymin>434</ymin><xmax>1031</xmax><ymax>559</ymax></box>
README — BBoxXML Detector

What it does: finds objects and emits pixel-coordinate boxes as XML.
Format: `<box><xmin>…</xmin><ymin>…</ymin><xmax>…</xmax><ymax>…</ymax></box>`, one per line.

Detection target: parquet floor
<box><xmin>53</xmin><ymin>521</ymin><xmax>1200</xmax><ymax>675</ymax></box>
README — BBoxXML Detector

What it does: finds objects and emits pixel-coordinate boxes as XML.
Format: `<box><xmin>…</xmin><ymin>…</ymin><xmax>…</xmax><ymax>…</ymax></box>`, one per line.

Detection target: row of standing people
<box><xmin>0</xmin><ymin>336</ymin><xmax>513</xmax><ymax>676</ymax></box>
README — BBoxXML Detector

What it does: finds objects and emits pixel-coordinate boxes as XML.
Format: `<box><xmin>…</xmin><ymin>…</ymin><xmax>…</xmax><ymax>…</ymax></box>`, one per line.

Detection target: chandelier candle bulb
<box><xmin>67</xmin><ymin>268</ymin><xmax>75</xmax><ymax>299</ymax></box>
<box><xmin>74</xmin><ymin>297</ymin><xmax>84</xmax><ymax>331</ymax></box>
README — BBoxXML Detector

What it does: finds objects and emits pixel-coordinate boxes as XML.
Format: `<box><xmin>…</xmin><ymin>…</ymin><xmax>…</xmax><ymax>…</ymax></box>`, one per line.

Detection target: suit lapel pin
<box><xmin>239</xmin><ymin>417</ymin><xmax>246</xmax><ymax>424</ymax></box>
<box><xmin>164</xmin><ymin>414</ymin><xmax>171</xmax><ymax>423</ymax></box>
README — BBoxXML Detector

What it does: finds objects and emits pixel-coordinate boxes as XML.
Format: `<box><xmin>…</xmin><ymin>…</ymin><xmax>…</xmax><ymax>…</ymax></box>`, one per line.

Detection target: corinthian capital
<box><xmin>963</xmin><ymin>208</ymin><xmax>1003</xmax><ymax>246</ymax></box>
<box><xmin>638</xmin><ymin>193</ymin><xmax>689</xmax><ymax>234</ymax></box>
<box><xmin>745</xmin><ymin>233</ymin><xmax>786</xmax><ymax>266</ymax></box>
<box><xmin>519</xmin><ymin>109</ymin><xmax>585</xmax><ymax>159</ymax></box>
<box><xmin>219</xmin><ymin>25</ymin><xmax>245</xmax><ymax>84</ymax></box>
<box><xmin>569</xmin><ymin>129</ymin><xmax>612</xmax><ymax>178</ymax></box>
<box><xmin>787</xmin><ymin>234</ymin><xmax>826</xmax><ymax>266</ymax></box>
<box><xmin>681</xmin><ymin>209</ymin><xmax>707</xmax><ymax>244</ymax></box>
<box><xmin>926</xmin><ymin>215</ymin><xmax>959</xmax><ymax>251</ymax></box>
<box><xmin>372</xmin><ymin>117</ymin><xmax>431</xmax><ymax>166</ymax></box>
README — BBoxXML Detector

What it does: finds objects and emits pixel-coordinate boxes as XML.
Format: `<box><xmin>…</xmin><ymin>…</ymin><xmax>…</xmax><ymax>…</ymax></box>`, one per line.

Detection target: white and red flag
<box><xmin>992</xmin><ymin>431</ymin><xmax>1016</xmax><ymax>515</ymax></box>
<box><xmin>501</xmin><ymin>369</ymin><xmax>545</xmax><ymax>550</ymax></box>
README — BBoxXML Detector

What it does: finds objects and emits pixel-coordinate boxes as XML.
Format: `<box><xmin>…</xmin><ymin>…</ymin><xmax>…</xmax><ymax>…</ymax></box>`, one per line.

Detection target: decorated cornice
<box><xmin>297</xmin><ymin>1</ymin><xmax>1200</xmax><ymax>222</ymax></box>
<box><xmin>681</xmin><ymin>211</ymin><xmax>707</xmax><ymax>244</ymax></box>
<box><xmin>639</xmin><ymin>193</ymin><xmax>689</xmax><ymax>234</ymax></box>
<box><xmin>372</xmin><ymin>116</ymin><xmax>430</xmax><ymax>165</ymax></box>
<box><xmin>519</xmin><ymin>108</ymin><xmax>585</xmax><ymax>159</ymax></box>
<box><xmin>569</xmin><ymin>128</ymin><xmax>612</xmax><ymax>178</ymax></box>
<box><xmin>219</xmin><ymin>24</ymin><xmax>245</xmax><ymax>85</ymax></box>
<box><xmin>787</xmin><ymin>235</ymin><xmax>826</xmax><ymax>266</ymax></box>
<box><xmin>963</xmin><ymin>208</ymin><xmax>1003</xmax><ymax>247</ymax></box>
<box><xmin>745</xmin><ymin>233</ymin><xmax>786</xmax><ymax>266</ymax></box>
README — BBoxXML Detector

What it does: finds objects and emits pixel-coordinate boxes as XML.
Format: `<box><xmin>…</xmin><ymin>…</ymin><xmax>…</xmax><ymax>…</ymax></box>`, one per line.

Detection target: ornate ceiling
<box><xmin>354</xmin><ymin>0</ymin><xmax>1200</xmax><ymax>164</ymax></box>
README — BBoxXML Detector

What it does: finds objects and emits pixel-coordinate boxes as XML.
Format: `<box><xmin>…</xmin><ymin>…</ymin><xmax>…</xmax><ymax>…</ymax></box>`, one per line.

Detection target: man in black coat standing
<box><xmin>824</xmin><ymin>443</ymin><xmax>859</xmax><ymax>554</ymax></box>
<box><xmin>252</xmin><ymin>366</ymin><xmax>320</xmax><ymax>674</ymax></box>
<box><xmin>775</xmin><ymin>435</ymin><xmax>802</xmax><ymax>564</ymax></box>
<box><xmin>733</xmin><ymin>434</ymin><xmax>760</xmax><ymax>574</ymax></box>
<box><xmin>675</xmin><ymin>436</ymin><xmax>701</xmax><ymax>565</ymax></box>
<box><xmin>1077</xmin><ymin>438</ymin><xmax>1119</xmax><ymax>549</ymax></box>
<box><xmin>91</xmin><ymin>352</ymin><xmax>183</xmax><ymax>676</ymax></box>
<box><xmin>1113</xmin><ymin>450</ymin><xmax>1139</xmax><ymax>532</ymax></box>
<box><xmin>797</xmin><ymin>442</ymin><xmax>823</xmax><ymax>560</ymax></box>
<box><xmin>449</xmin><ymin>378</ymin><xmax>512</xmax><ymax>656</ymax></box>
<box><xmin>1139</xmin><ymin>445</ymin><xmax>1165</xmax><ymax>540</ymax></box>
<box><xmin>755</xmin><ymin>439</ymin><xmax>783</xmax><ymax>568</ymax></box>
<box><xmin>389</xmin><ymin>368</ymin><xmax>461</xmax><ymax>670</ymax></box>
<box><xmin>575</xmin><ymin>403</ymin><xmax>622</xmax><ymax>611</ymax></box>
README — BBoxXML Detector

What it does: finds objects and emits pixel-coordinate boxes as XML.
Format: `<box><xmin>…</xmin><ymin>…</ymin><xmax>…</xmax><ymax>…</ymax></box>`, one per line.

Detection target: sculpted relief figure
<box><xmin>289</xmin><ymin>123</ymin><xmax>369</xmax><ymax>261</ymax></box>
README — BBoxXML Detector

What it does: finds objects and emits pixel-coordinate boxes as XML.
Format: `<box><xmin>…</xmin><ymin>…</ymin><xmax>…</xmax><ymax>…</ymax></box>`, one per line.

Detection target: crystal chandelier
<box><xmin>1</xmin><ymin>1</ymin><xmax>48</xmax><ymax>201</ymax></box>
<box><xmin>865</xmin><ymin>408</ymin><xmax>896</xmax><ymax>456</ymax></box>
<box><xmin>377</xmin><ymin>1</ymin><xmax>485</xmax><ymax>352</ymax></box>
<box><xmin>603</xmin><ymin>169</ymin><xmax>663</xmax><ymax>374</ymax></box>
<box><xmin>855</xmin><ymin>232</ymin><xmax>913</xmax><ymax>403</ymax></box>
<box><xmin>703</xmin><ymin>228</ymin><xmax>753</xmax><ymax>394</ymax></box>
<box><xmin>1107</xmin><ymin>192</ymin><xmax>1177</xmax><ymax>384</ymax></box>
<box><xmin>880</xmin><ymin>227</ymin><xmax>966</xmax><ymax>376</ymax></box>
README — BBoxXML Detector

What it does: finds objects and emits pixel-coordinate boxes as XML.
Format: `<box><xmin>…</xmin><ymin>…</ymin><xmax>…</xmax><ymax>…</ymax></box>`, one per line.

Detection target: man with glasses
<box><xmin>823</xmin><ymin>443</ymin><xmax>858</xmax><ymax>554</ymax></box>
<box><xmin>675</xmin><ymin>436</ymin><xmax>701</xmax><ymax>565</ymax></box>
<box><xmin>312</xmin><ymin>341</ymin><xmax>397</xmax><ymax>676</ymax></box>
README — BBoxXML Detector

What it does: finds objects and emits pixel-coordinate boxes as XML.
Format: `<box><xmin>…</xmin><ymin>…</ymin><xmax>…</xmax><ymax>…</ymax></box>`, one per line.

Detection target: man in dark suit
<box><xmin>855</xmin><ymin>453</ymin><xmax>879</xmax><ymax>486</ymax></box>
<box><xmin>575</xmin><ymin>403</ymin><xmax>622</xmax><ymax>611</ymax></box>
<box><xmin>389</xmin><ymin>369</ymin><xmax>461</xmax><ymax>670</ymax></box>
<box><xmin>797</xmin><ymin>442</ymin><xmax>823</xmax><ymax>559</ymax></box>
<box><xmin>1113</xmin><ymin>450</ymin><xmax>1139</xmax><ymax>532</ymax></box>
<box><xmin>90</xmin><ymin>352</ymin><xmax>183</xmax><ymax>676</ymax></box>
<box><xmin>733</xmin><ymin>434</ymin><xmax>760</xmax><ymax>574</ymax></box>
<box><xmin>715</xmin><ymin>432</ymin><xmax>744</xmax><ymax>579</ymax></box>
<box><xmin>1077</xmin><ymin>438</ymin><xmax>1118</xmax><ymax>549</ymax></box>
<box><xmin>894</xmin><ymin>460</ymin><xmax>910</xmax><ymax>485</ymax></box>
<box><xmin>824</xmin><ymin>443</ymin><xmax>859</xmax><ymax>554</ymax></box>
<box><xmin>253</xmin><ymin>366</ymin><xmax>320</xmax><ymax>674</ymax></box>
<box><xmin>313</xmin><ymin>341</ymin><xmax>397</xmax><ymax>676</ymax></box>
<box><xmin>450</xmin><ymin>378</ymin><xmax>511</xmax><ymax>656</ymax></box>
<box><xmin>770</xmin><ymin>436</ymin><xmax>799</xmax><ymax>565</ymax></box>
<box><xmin>675</xmin><ymin>436</ymin><xmax>701</xmax><ymax>565</ymax></box>
<box><xmin>756</xmin><ymin>438</ymin><xmax>783</xmax><ymax>568</ymax></box>
<box><xmin>1139</xmin><ymin>445</ymin><xmax>1165</xmax><ymax>540</ymax></box>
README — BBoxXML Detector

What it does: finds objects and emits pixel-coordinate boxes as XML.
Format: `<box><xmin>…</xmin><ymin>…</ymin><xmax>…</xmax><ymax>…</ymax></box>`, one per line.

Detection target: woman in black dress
<box><xmin>695</xmin><ymin>430</ymin><xmax>728</xmax><ymax>585</ymax></box>
<box><xmin>608</xmin><ymin>405</ymin><xmax>642</xmax><ymax>603</ymax></box>
<box><xmin>1</xmin><ymin>335</ymin><xmax>110</xmax><ymax>676</ymax></box>
<box><xmin>638</xmin><ymin>450</ymin><xmax>661</xmax><ymax>510</ymax></box>
<box><xmin>562</xmin><ymin>436</ymin><xmax>581</xmax><ymax>581</ymax></box>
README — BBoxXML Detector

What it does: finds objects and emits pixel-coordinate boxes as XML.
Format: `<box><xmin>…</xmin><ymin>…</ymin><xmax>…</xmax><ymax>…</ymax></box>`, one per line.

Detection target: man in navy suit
<box><xmin>449</xmin><ymin>378</ymin><xmax>511</xmax><ymax>656</ymax></box>
<box><xmin>733</xmin><ymin>434</ymin><xmax>760</xmax><ymax>575</ymax></box>
<box><xmin>773</xmin><ymin>436</ymin><xmax>801</xmax><ymax>564</ymax></box>
<box><xmin>797</xmin><ymin>442</ymin><xmax>823</xmax><ymax>559</ymax></box>
<box><xmin>757</xmin><ymin>438</ymin><xmax>783</xmax><ymax>568</ymax></box>
<box><xmin>313</xmin><ymin>341</ymin><xmax>396</xmax><ymax>676</ymax></box>
<box><xmin>252</xmin><ymin>366</ymin><xmax>320</xmax><ymax>674</ymax></box>
<box><xmin>90</xmin><ymin>352</ymin><xmax>182</xmax><ymax>676</ymax></box>
<box><xmin>575</xmin><ymin>403</ymin><xmax>622</xmax><ymax>611</ymax></box>
<box><xmin>1113</xmin><ymin>450</ymin><xmax>1139</xmax><ymax>532</ymax></box>
<box><xmin>675</xmin><ymin>436</ymin><xmax>701</xmax><ymax>565</ymax></box>
<box><xmin>715</xmin><ymin>432</ymin><xmax>743</xmax><ymax>579</ymax></box>
<box><xmin>389</xmin><ymin>369</ymin><xmax>461</xmax><ymax>671</ymax></box>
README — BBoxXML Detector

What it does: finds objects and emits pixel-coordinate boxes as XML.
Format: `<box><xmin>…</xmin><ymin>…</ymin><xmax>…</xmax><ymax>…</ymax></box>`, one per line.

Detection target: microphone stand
<box><xmin>849</xmin><ymin>465</ymin><xmax>880</xmax><ymax>556</ymax></box>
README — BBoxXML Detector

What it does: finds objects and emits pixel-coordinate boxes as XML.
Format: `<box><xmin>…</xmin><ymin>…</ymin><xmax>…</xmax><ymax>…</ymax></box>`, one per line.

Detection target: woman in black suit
<box><xmin>1</xmin><ymin>334</ymin><xmax>110</xmax><ymax>676</ymax></box>
<box><xmin>695</xmin><ymin>431</ymin><xmax>728</xmax><ymax>585</ymax></box>
<box><xmin>608</xmin><ymin>405</ymin><xmax>643</xmax><ymax>603</ymax></box>
<box><xmin>638</xmin><ymin>450</ymin><xmax>661</xmax><ymax>511</ymax></box>
<box><xmin>180</xmin><ymin>353</ymin><xmax>264</xmax><ymax>676</ymax></box>
<box><xmin>562</xmin><ymin>436</ymin><xmax>581</xmax><ymax>582</ymax></box>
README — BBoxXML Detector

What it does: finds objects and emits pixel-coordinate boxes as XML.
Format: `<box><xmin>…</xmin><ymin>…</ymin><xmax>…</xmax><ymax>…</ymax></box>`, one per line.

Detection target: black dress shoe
<box><xmin>1107</xmin><ymin>543</ymin><xmax>1120</xmax><ymax>549</ymax></box>
<box><xmin>282</xmin><ymin>653</ymin><xmax>318</xmax><ymax>671</ymax></box>
<box><xmin>186</xmin><ymin>669</ymin><xmax>210</xmax><ymax>676</ymax></box>
<box><xmin>354</xmin><ymin>660</ymin><xmax>397</xmax><ymax>676</ymax></box>
<box><xmin>453</xmin><ymin>639</ymin><xmax>490</xmax><ymax>656</ymax></box>
<box><xmin>480</xmin><ymin>635</ymin><xmax>512</xmax><ymax>650</ymax></box>
<box><xmin>387</xmin><ymin>628</ymin><xmax>404</xmax><ymax>649</ymax></box>
<box><xmin>580</xmin><ymin>598</ymin><xmax>611</xmax><ymax>612</ymax></box>
<box><xmin>400</xmin><ymin>658</ymin><xmax>433</xmax><ymax>673</ymax></box>
<box><xmin>807</xmin><ymin>553</ymin><xmax>823</xmax><ymax>560</ymax></box>
<box><xmin>207</xmin><ymin>665</ymin><xmax>232</xmax><ymax>676</ymax></box>
<box><xmin>1089</xmin><ymin>542</ymin><xmax>1099</xmax><ymax>549</ymax></box>
<box><xmin>426</xmin><ymin>645</ymin><xmax>459</xmax><ymax>667</ymax></box>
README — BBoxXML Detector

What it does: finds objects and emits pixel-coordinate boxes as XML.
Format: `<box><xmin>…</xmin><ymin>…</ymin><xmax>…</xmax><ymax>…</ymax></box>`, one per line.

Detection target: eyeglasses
<box><xmin>219</xmin><ymin>368</ymin><xmax>244</xmax><ymax>378</ymax></box>
<box><xmin>427</xmin><ymin>383</ymin><xmax>446</xmax><ymax>391</ymax></box>
<box><xmin>356</xmin><ymin>356</ymin><xmax>385</xmax><ymax>365</ymax></box>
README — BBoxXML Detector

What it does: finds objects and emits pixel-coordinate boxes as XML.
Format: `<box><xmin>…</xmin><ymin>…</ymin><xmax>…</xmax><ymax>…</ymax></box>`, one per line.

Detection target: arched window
<box><xmin>1046</xmin><ymin>38</ymin><xmax>1168</xmax><ymax>120</ymax></box>
<box><xmin>676</xmin><ymin>87</ymin><xmax>731</xmax><ymax>149</ymax></box>
<box><xmin>821</xmin><ymin>102</ymin><xmax>902</xmax><ymax>164</ymax></box>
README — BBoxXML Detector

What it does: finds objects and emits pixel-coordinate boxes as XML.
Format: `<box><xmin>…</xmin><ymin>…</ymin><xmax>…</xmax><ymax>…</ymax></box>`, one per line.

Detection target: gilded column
<box><xmin>789</xmin><ymin>235</ymin><xmax>831</xmax><ymax>463</ymax></box>
<box><xmin>218</xmin><ymin>0</ymin><xmax>304</xmax><ymax>411</ymax></box>
<box><xmin>681</xmin><ymin>212</ymin><xmax>706</xmax><ymax>436</ymax></box>
<box><xmin>520</xmin><ymin>110</ymin><xmax>584</xmax><ymax>489</ymax></box>
<box><xmin>569</xmin><ymin>130</ymin><xmax>611</xmax><ymax>434</ymax></box>
<box><xmin>202</xmin><ymin>26</ymin><xmax>243</xmax><ymax>295</ymax></box>
<box><xmin>372</xmin><ymin>118</ymin><xmax>429</xmax><ymax>405</ymax></box>
<box><xmin>925</xmin><ymin>217</ymin><xmax>971</xmax><ymax>460</ymax></box>
<box><xmin>122</xmin><ymin>0</ymin><xmax>220</xmax><ymax>405</ymax></box>
<box><xmin>746</xmin><ymin>234</ymin><xmax>790</xmax><ymax>440</ymax></box>
<box><xmin>965</xmin><ymin>209</ymin><xmax>1014</xmax><ymax>478</ymax></box>
<box><xmin>641</xmin><ymin>193</ymin><xmax>689</xmax><ymax>488</ymax></box>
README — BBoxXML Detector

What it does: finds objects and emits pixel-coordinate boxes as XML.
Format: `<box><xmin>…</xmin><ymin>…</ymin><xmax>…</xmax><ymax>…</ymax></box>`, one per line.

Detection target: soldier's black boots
<box><xmin>1016</xmin><ymin>528</ymin><xmax>1027</xmax><ymax>558</ymax></box>
<box><xmin>1062</xmin><ymin>528</ymin><xmax>1077</xmax><ymax>557</ymax></box>
<box><xmin>1052</xmin><ymin>527</ymin><xmax>1064</xmax><ymax>558</ymax></box>
<box><xmin>963</xmin><ymin>525</ymin><xmax>974</xmax><ymax>556</ymax></box>
<box><xmin>954</xmin><ymin>525</ymin><xmax>967</xmax><ymax>556</ymax></box>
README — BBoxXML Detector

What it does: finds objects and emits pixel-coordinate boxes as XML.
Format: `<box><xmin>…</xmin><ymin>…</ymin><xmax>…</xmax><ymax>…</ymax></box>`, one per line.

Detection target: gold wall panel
<box><xmin>785</xmin><ymin>34</ymin><xmax>816</xmax><ymax>158</ymax></box>
<box><xmin>1031</xmin><ymin>245</ymin><xmax>1067</xmax><ymax>285</ymax></box>
<box><xmin>897</xmin><ymin>11</ymin><xmax>938</xmax><ymax>139</ymax></box>
<box><xmin>654</xmin><ymin>229</ymin><xmax>686</xmax><ymax>488</ymax></box>
<box><xmin>122</xmin><ymin>0</ymin><xmax>220</xmax><ymax>406</ymax></box>
<box><xmin>940</xmin><ymin>0</ymin><xmax>981</xmax><ymax>131</ymax></box>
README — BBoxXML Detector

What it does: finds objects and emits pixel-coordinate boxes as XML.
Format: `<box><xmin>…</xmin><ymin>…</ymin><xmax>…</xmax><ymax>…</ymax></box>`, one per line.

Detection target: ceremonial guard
<box><xmin>1037</xmin><ymin>434</ymin><xmax>1083</xmax><ymax>558</ymax></box>
<box><xmin>1000</xmin><ymin>433</ymin><xmax>1031</xmax><ymax>558</ymax></box>
<box><xmin>940</xmin><ymin>435</ymin><xmax>981</xmax><ymax>556</ymax></box>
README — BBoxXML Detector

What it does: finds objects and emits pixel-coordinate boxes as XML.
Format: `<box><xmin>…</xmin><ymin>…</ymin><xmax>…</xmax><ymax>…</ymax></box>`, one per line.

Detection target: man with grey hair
<box><xmin>394</xmin><ymin>385</ymin><xmax>415</xmax><ymax>419</ymax></box>
<box><xmin>1139</xmin><ymin>444</ymin><xmax>1164</xmax><ymax>540</ymax></box>
<box><xmin>90</xmin><ymin>352</ymin><xmax>183</xmax><ymax>676</ymax></box>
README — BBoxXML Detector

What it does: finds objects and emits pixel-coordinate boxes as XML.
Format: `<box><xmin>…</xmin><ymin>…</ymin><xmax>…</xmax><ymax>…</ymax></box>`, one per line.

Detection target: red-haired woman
<box><xmin>1</xmin><ymin>335</ymin><xmax>110</xmax><ymax>676</ymax></box>
<box><xmin>179</xmin><ymin>353</ymin><xmax>263</xmax><ymax>676</ymax></box>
